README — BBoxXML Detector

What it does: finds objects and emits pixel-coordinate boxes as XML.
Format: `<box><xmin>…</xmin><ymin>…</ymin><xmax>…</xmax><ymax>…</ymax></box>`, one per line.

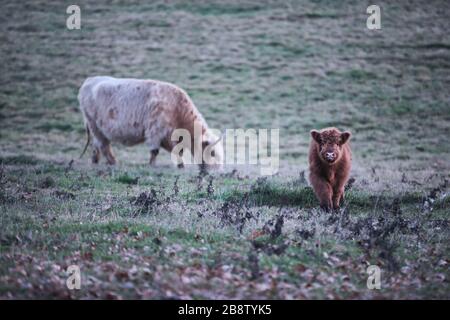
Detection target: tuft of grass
<box><xmin>222</xmin><ymin>180</ymin><xmax>316</xmax><ymax>207</ymax></box>
<box><xmin>115</xmin><ymin>173</ymin><xmax>139</xmax><ymax>185</ymax></box>
<box><xmin>0</xmin><ymin>155</ymin><xmax>40</xmax><ymax>165</ymax></box>
<box><xmin>36</xmin><ymin>122</ymin><xmax>73</xmax><ymax>133</ymax></box>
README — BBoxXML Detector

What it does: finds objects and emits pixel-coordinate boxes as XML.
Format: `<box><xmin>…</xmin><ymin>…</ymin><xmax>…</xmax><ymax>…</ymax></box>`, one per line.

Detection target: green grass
<box><xmin>0</xmin><ymin>0</ymin><xmax>449</xmax><ymax>299</ymax></box>
<box><xmin>0</xmin><ymin>155</ymin><xmax>41</xmax><ymax>165</ymax></box>
<box><xmin>1</xmin><ymin>164</ymin><xmax>448</xmax><ymax>299</ymax></box>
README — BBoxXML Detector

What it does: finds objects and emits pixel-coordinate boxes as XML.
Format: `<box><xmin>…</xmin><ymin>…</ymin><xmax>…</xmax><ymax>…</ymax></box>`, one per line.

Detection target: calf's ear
<box><xmin>310</xmin><ymin>130</ymin><xmax>321</xmax><ymax>143</ymax></box>
<box><xmin>340</xmin><ymin>131</ymin><xmax>351</xmax><ymax>144</ymax></box>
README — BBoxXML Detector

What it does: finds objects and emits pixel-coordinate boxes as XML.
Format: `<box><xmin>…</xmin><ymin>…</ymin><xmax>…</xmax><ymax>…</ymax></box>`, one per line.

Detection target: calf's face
<box><xmin>311</xmin><ymin>129</ymin><xmax>351</xmax><ymax>164</ymax></box>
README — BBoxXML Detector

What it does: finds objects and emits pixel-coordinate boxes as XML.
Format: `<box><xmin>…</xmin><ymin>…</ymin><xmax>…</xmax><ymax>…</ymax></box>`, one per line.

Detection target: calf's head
<box><xmin>310</xmin><ymin>128</ymin><xmax>351</xmax><ymax>164</ymax></box>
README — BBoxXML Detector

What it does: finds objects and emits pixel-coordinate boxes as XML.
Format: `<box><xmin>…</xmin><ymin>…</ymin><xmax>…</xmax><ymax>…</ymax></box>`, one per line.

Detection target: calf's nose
<box><xmin>326</xmin><ymin>152</ymin><xmax>334</xmax><ymax>159</ymax></box>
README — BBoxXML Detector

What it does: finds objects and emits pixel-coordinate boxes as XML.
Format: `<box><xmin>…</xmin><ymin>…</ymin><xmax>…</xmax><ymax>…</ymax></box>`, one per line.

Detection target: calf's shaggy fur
<box><xmin>308</xmin><ymin>127</ymin><xmax>352</xmax><ymax>211</ymax></box>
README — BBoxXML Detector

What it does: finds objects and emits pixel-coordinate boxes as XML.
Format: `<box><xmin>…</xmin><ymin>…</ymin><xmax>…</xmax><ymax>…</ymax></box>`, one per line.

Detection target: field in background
<box><xmin>0</xmin><ymin>0</ymin><xmax>449</xmax><ymax>299</ymax></box>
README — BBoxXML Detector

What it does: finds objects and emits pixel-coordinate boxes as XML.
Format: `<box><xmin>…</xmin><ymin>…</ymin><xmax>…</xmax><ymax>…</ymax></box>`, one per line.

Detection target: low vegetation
<box><xmin>0</xmin><ymin>161</ymin><xmax>448</xmax><ymax>298</ymax></box>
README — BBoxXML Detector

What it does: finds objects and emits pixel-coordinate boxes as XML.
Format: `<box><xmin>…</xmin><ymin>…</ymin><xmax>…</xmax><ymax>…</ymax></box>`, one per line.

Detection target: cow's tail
<box><xmin>79</xmin><ymin>124</ymin><xmax>90</xmax><ymax>159</ymax></box>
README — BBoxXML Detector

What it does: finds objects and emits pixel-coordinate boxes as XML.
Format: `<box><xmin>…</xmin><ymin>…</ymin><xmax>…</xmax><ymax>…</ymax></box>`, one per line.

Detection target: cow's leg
<box><xmin>161</xmin><ymin>138</ymin><xmax>184</xmax><ymax>168</ymax></box>
<box><xmin>92</xmin><ymin>135</ymin><xmax>116</xmax><ymax>165</ymax></box>
<box><xmin>90</xmin><ymin>135</ymin><xmax>103</xmax><ymax>164</ymax></box>
<box><xmin>101</xmin><ymin>143</ymin><xmax>116</xmax><ymax>165</ymax></box>
<box><xmin>85</xmin><ymin>115</ymin><xmax>113</xmax><ymax>165</ymax></box>
<box><xmin>92</xmin><ymin>148</ymin><xmax>100</xmax><ymax>164</ymax></box>
<box><xmin>145</xmin><ymin>128</ymin><xmax>164</xmax><ymax>167</ymax></box>
<box><xmin>82</xmin><ymin>121</ymin><xmax>100</xmax><ymax>164</ymax></box>
<box><xmin>149</xmin><ymin>149</ymin><xmax>159</xmax><ymax>166</ymax></box>
<box><xmin>171</xmin><ymin>140</ymin><xmax>184</xmax><ymax>168</ymax></box>
<box><xmin>92</xmin><ymin>138</ymin><xmax>103</xmax><ymax>164</ymax></box>
<box><xmin>177</xmin><ymin>148</ymin><xmax>184</xmax><ymax>168</ymax></box>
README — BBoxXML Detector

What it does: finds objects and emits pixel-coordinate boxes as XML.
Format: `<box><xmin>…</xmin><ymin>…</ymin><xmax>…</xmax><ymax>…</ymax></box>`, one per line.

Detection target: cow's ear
<box><xmin>310</xmin><ymin>130</ymin><xmax>321</xmax><ymax>144</ymax></box>
<box><xmin>340</xmin><ymin>131</ymin><xmax>351</xmax><ymax>144</ymax></box>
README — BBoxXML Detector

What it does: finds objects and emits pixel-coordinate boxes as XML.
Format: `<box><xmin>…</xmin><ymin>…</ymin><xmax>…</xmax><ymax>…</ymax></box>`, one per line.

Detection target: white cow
<box><xmin>78</xmin><ymin>76</ymin><xmax>223</xmax><ymax>169</ymax></box>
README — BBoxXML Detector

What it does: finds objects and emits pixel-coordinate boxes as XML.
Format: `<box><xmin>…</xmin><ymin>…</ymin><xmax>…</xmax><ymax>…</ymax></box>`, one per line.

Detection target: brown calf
<box><xmin>308</xmin><ymin>127</ymin><xmax>352</xmax><ymax>211</ymax></box>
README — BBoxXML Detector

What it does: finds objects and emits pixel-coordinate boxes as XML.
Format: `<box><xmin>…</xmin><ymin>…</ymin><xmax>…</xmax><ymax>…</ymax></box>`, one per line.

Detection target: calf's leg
<box><xmin>332</xmin><ymin>187</ymin><xmax>344</xmax><ymax>210</ymax></box>
<box><xmin>310</xmin><ymin>174</ymin><xmax>333</xmax><ymax>211</ymax></box>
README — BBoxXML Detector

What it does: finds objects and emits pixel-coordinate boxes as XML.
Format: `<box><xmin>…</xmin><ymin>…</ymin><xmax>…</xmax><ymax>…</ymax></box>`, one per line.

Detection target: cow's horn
<box><xmin>210</xmin><ymin>134</ymin><xmax>223</xmax><ymax>147</ymax></box>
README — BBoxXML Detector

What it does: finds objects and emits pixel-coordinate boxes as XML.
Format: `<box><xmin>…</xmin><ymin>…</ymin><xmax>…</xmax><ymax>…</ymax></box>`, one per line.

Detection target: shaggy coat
<box><xmin>78</xmin><ymin>76</ymin><xmax>223</xmax><ymax>168</ymax></box>
<box><xmin>308</xmin><ymin>127</ymin><xmax>352</xmax><ymax>211</ymax></box>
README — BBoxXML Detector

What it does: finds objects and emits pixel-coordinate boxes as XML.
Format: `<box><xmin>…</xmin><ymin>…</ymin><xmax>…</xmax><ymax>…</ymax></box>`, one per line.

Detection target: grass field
<box><xmin>0</xmin><ymin>0</ymin><xmax>449</xmax><ymax>299</ymax></box>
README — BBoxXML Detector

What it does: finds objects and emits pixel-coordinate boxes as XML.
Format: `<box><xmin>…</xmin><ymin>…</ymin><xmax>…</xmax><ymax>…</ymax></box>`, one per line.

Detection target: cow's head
<box><xmin>201</xmin><ymin>131</ymin><xmax>224</xmax><ymax>170</ymax></box>
<box><xmin>310</xmin><ymin>128</ymin><xmax>351</xmax><ymax>164</ymax></box>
